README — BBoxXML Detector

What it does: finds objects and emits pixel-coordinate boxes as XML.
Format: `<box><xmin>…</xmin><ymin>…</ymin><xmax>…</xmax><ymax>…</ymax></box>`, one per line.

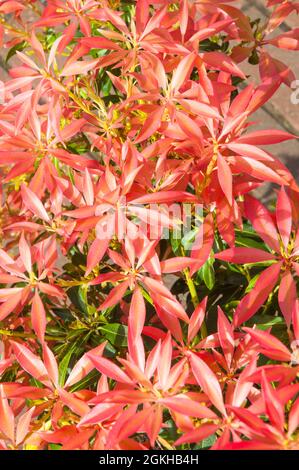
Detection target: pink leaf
<box><xmin>261</xmin><ymin>370</ymin><xmax>285</xmax><ymax>433</ymax></box>
<box><xmin>99</xmin><ymin>280</ymin><xmax>130</xmax><ymax>311</ymax></box>
<box><xmin>243</xmin><ymin>327</ymin><xmax>291</xmax><ymax>362</ymax></box>
<box><xmin>171</xmin><ymin>53</ymin><xmax>196</xmax><ymax>92</ymax></box>
<box><xmin>217</xmin><ymin>154</ymin><xmax>233</xmax><ymax>205</ymax></box>
<box><xmin>11</xmin><ymin>341</ymin><xmax>51</xmax><ymax>387</ymax></box>
<box><xmin>267</xmin><ymin>28</ymin><xmax>299</xmax><ymax>50</ymax></box>
<box><xmin>244</xmin><ymin>196</ymin><xmax>280</xmax><ymax>252</ymax></box>
<box><xmin>175</xmin><ymin>423</ymin><xmax>218</xmax><ymax>446</ymax></box>
<box><xmin>86</xmin><ymin>238</ymin><xmax>109</xmax><ymax>276</ymax></box>
<box><xmin>0</xmin><ymin>385</ymin><xmax>15</xmax><ymax>442</ymax></box>
<box><xmin>19</xmin><ymin>232</ymin><xmax>32</xmax><ymax>273</ymax></box>
<box><xmin>189</xmin><ymin>352</ymin><xmax>226</xmax><ymax>415</ymax></box>
<box><xmin>160</xmin><ymin>396</ymin><xmax>217</xmax><ymax>420</ymax></box>
<box><xmin>60</xmin><ymin>58</ymin><xmax>99</xmax><ymax>77</ymax></box>
<box><xmin>188</xmin><ymin>297</ymin><xmax>207</xmax><ymax>343</ymax></box>
<box><xmin>65</xmin><ymin>343</ymin><xmax>106</xmax><ymax>388</ymax></box>
<box><xmin>42</xmin><ymin>343</ymin><xmax>59</xmax><ymax>388</ymax></box>
<box><xmin>15</xmin><ymin>406</ymin><xmax>36</xmax><ymax>446</ymax></box>
<box><xmin>234</xmin><ymin>262</ymin><xmax>282</xmax><ymax>326</ymax></box>
<box><xmin>235</xmin><ymin>130</ymin><xmax>296</xmax><ymax>146</ymax></box>
<box><xmin>276</xmin><ymin>186</ymin><xmax>292</xmax><ymax>249</ymax></box>
<box><xmin>278</xmin><ymin>270</ymin><xmax>297</xmax><ymax>327</ymax></box>
<box><xmin>134</xmin><ymin>107</ymin><xmax>164</xmax><ymax>144</ymax></box>
<box><xmin>217</xmin><ymin>307</ymin><xmax>234</xmax><ymax>368</ymax></box>
<box><xmin>215</xmin><ymin>247</ymin><xmax>276</xmax><ymax>264</ymax></box>
<box><xmin>21</xmin><ymin>184</ymin><xmax>50</xmax><ymax>223</ymax></box>
<box><xmin>157</xmin><ymin>332</ymin><xmax>172</xmax><ymax>390</ymax></box>
<box><xmin>87</xmin><ymin>355</ymin><xmax>133</xmax><ymax>384</ymax></box>
<box><xmin>128</xmin><ymin>286</ymin><xmax>146</xmax><ymax>340</ymax></box>
<box><xmin>31</xmin><ymin>290</ymin><xmax>46</xmax><ymax>343</ymax></box>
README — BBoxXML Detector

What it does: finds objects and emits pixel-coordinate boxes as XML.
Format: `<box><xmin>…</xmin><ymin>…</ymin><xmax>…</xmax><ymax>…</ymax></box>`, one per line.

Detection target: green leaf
<box><xmin>49</xmin><ymin>444</ymin><xmax>62</xmax><ymax>450</ymax></box>
<box><xmin>194</xmin><ymin>434</ymin><xmax>217</xmax><ymax>449</ymax></box>
<box><xmin>99</xmin><ymin>323</ymin><xmax>128</xmax><ymax>348</ymax></box>
<box><xmin>6</xmin><ymin>41</ymin><xmax>27</xmax><ymax>63</ymax></box>
<box><xmin>67</xmin><ymin>286</ymin><xmax>89</xmax><ymax>316</ymax></box>
<box><xmin>249</xmin><ymin>49</ymin><xmax>259</xmax><ymax>65</ymax></box>
<box><xmin>170</xmin><ymin>232</ymin><xmax>181</xmax><ymax>255</ymax></box>
<box><xmin>245</xmin><ymin>274</ymin><xmax>259</xmax><ymax>293</ymax></box>
<box><xmin>199</xmin><ymin>258</ymin><xmax>215</xmax><ymax>290</ymax></box>
<box><xmin>58</xmin><ymin>334</ymin><xmax>89</xmax><ymax>386</ymax></box>
<box><xmin>102</xmin><ymin>75</ymin><xmax>112</xmax><ymax>96</ymax></box>
<box><xmin>236</xmin><ymin>236</ymin><xmax>268</xmax><ymax>250</ymax></box>
<box><xmin>69</xmin><ymin>369</ymin><xmax>100</xmax><ymax>392</ymax></box>
<box><xmin>248</xmin><ymin>314</ymin><xmax>285</xmax><ymax>330</ymax></box>
<box><xmin>52</xmin><ymin>308</ymin><xmax>75</xmax><ymax>322</ymax></box>
<box><xmin>181</xmin><ymin>228</ymin><xmax>197</xmax><ymax>252</ymax></box>
<box><xmin>160</xmin><ymin>418</ymin><xmax>180</xmax><ymax>441</ymax></box>
<box><xmin>58</xmin><ymin>342</ymin><xmax>78</xmax><ymax>387</ymax></box>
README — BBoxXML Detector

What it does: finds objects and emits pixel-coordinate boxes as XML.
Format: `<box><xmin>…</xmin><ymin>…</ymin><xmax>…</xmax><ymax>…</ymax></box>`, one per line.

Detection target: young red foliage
<box><xmin>0</xmin><ymin>0</ymin><xmax>298</xmax><ymax>452</ymax></box>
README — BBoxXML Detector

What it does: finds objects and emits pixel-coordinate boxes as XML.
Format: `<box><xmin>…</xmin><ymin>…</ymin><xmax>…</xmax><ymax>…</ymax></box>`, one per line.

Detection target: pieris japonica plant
<box><xmin>0</xmin><ymin>0</ymin><xmax>299</xmax><ymax>451</ymax></box>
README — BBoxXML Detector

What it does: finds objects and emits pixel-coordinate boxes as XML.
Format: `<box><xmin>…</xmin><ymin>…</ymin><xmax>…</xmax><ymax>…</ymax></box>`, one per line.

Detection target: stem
<box><xmin>184</xmin><ymin>267</ymin><xmax>199</xmax><ymax>306</ymax></box>
<box><xmin>0</xmin><ymin>329</ymin><xmax>65</xmax><ymax>342</ymax></box>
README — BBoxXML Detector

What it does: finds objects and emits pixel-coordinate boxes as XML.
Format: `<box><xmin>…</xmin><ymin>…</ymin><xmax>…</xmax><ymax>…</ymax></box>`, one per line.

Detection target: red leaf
<box><xmin>31</xmin><ymin>290</ymin><xmax>46</xmax><ymax>343</ymax></box>
<box><xmin>131</xmin><ymin>191</ymin><xmax>197</xmax><ymax>204</ymax></box>
<box><xmin>19</xmin><ymin>232</ymin><xmax>32</xmax><ymax>274</ymax></box>
<box><xmin>58</xmin><ymin>388</ymin><xmax>90</xmax><ymax>417</ymax></box>
<box><xmin>235</xmin><ymin>130</ymin><xmax>296</xmax><ymax>146</ymax></box>
<box><xmin>0</xmin><ymin>385</ymin><xmax>15</xmax><ymax>442</ymax></box>
<box><xmin>128</xmin><ymin>286</ymin><xmax>146</xmax><ymax>340</ymax></box>
<box><xmin>234</xmin><ymin>262</ymin><xmax>282</xmax><ymax>326</ymax></box>
<box><xmin>175</xmin><ymin>423</ymin><xmax>218</xmax><ymax>446</ymax></box>
<box><xmin>217</xmin><ymin>154</ymin><xmax>233</xmax><ymax>205</ymax></box>
<box><xmin>87</xmin><ymin>355</ymin><xmax>133</xmax><ymax>384</ymax></box>
<box><xmin>161</xmin><ymin>396</ymin><xmax>217</xmax><ymax>420</ymax></box>
<box><xmin>261</xmin><ymin>370</ymin><xmax>285</xmax><ymax>433</ymax></box>
<box><xmin>15</xmin><ymin>406</ymin><xmax>35</xmax><ymax>446</ymax></box>
<box><xmin>99</xmin><ymin>280</ymin><xmax>130</xmax><ymax>311</ymax></box>
<box><xmin>217</xmin><ymin>307</ymin><xmax>234</xmax><ymax>368</ymax></box>
<box><xmin>188</xmin><ymin>297</ymin><xmax>207</xmax><ymax>343</ymax></box>
<box><xmin>278</xmin><ymin>270</ymin><xmax>297</xmax><ymax>327</ymax></box>
<box><xmin>276</xmin><ymin>186</ymin><xmax>292</xmax><ymax>249</ymax></box>
<box><xmin>60</xmin><ymin>58</ymin><xmax>99</xmax><ymax>76</ymax></box>
<box><xmin>157</xmin><ymin>332</ymin><xmax>172</xmax><ymax>390</ymax></box>
<box><xmin>244</xmin><ymin>196</ymin><xmax>280</xmax><ymax>252</ymax></box>
<box><xmin>0</xmin><ymin>290</ymin><xmax>23</xmax><ymax>322</ymax></box>
<box><xmin>215</xmin><ymin>247</ymin><xmax>276</xmax><ymax>264</ymax></box>
<box><xmin>134</xmin><ymin>107</ymin><xmax>164</xmax><ymax>144</ymax></box>
<box><xmin>86</xmin><ymin>238</ymin><xmax>109</xmax><ymax>276</ymax></box>
<box><xmin>11</xmin><ymin>341</ymin><xmax>51</xmax><ymax>387</ymax></box>
<box><xmin>42</xmin><ymin>344</ymin><xmax>59</xmax><ymax>388</ymax></box>
<box><xmin>21</xmin><ymin>184</ymin><xmax>50</xmax><ymax>223</ymax></box>
<box><xmin>160</xmin><ymin>257</ymin><xmax>197</xmax><ymax>273</ymax></box>
<box><xmin>171</xmin><ymin>53</ymin><xmax>196</xmax><ymax>92</ymax></box>
<box><xmin>189</xmin><ymin>352</ymin><xmax>226</xmax><ymax>415</ymax></box>
<box><xmin>65</xmin><ymin>343</ymin><xmax>106</xmax><ymax>388</ymax></box>
<box><xmin>202</xmin><ymin>51</ymin><xmax>246</xmax><ymax>78</ymax></box>
<box><xmin>267</xmin><ymin>28</ymin><xmax>299</xmax><ymax>50</ymax></box>
<box><xmin>243</xmin><ymin>327</ymin><xmax>291</xmax><ymax>362</ymax></box>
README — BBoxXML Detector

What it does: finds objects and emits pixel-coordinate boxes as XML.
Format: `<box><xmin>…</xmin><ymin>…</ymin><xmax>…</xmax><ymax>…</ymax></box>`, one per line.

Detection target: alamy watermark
<box><xmin>291</xmin><ymin>80</ymin><xmax>299</xmax><ymax>105</ymax></box>
<box><xmin>94</xmin><ymin>199</ymin><xmax>204</xmax><ymax>247</ymax></box>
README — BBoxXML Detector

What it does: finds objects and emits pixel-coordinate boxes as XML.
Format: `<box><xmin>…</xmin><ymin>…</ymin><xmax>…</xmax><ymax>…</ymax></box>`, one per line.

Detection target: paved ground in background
<box><xmin>0</xmin><ymin>1</ymin><xmax>298</xmax><ymax>201</ymax></box>
<box><xmin>241</xmin><ymin>0</ymin><xmax>299</xmax><ymax>199</ymax></box>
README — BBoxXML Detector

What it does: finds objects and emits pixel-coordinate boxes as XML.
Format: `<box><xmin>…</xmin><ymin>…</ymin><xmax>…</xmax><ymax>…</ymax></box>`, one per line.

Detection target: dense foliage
<box><xmin>0</xmin><ymin>0</ymin><xmax>299</xmax><ymax>450</ymax></box>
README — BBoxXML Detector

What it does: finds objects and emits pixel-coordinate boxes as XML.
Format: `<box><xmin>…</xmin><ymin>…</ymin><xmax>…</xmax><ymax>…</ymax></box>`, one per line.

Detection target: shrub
<box><xmin>0</xmin><ymin>0</ymin><xmax>299</xmax><ymax>451</ymax></box>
